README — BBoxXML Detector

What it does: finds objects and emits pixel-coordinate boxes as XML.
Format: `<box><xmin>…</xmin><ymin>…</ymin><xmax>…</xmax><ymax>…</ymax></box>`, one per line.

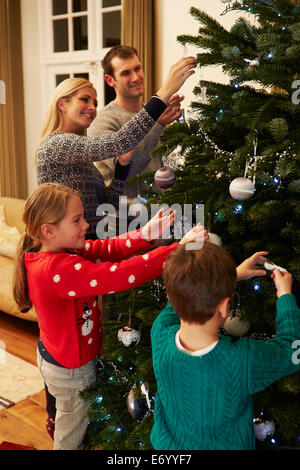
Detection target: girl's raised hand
<box><xmin>141</xmin><ymin>206</ymin><xmax>176</xmax><ymax>242</ymax></box>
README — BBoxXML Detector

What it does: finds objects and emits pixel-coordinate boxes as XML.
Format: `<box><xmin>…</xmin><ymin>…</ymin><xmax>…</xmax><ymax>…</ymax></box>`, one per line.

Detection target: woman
<box><xmin>35</xmin><ymin>57</ymin><xmax>196</xmax><ymax>239</ymax></box>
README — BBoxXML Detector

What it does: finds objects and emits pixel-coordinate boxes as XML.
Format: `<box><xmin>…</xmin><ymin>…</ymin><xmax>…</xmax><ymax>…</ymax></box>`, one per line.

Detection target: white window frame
<box><xmin>38</xmin><ymin>0</ymin><xmax>122</xmax><ymax>115</ymax></box>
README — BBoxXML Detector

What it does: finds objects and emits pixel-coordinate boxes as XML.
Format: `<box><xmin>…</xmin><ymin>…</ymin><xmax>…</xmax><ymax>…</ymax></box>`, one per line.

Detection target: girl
<box><xmin>13</xmin><ymin>183</ymin><xmax>206</xmax><ymax>450</ymax></box>
<box><xmin>35</xmin><ymin>57</ymin><xmax>196</xmax><ymax>239</ymax></box>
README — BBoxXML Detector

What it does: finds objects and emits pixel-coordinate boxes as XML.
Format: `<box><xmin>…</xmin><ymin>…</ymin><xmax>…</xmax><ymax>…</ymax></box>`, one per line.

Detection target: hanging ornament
<box><xmin>223</xmin><ymin>308</ymin><xmax>250</xmax><ymax>337</ymax></box>
<box><xmin>253</xmin><ymin>417</ymin><xmax>275</xmax><ymax>441</ymax></box>
<box><xmin>199</xmin><ymin>84</ymin><xmax>208</xmax><ymax>104</ymax></box>
<box><xmin>117</xmin><ymin>324</ymin><xmax>141</xmax><ymax>347</ymax></box>
<box><xmin>229</xmin><ymin>133</ymin><xmax>258</xmax><ymax>201</ymax></box>
<box><xmin>244</xmin><ymin>57</ymin><xmax>260</xmax><ymax>67</ymax></box>
<box><xmin>208</xmin><ymin>232</ymin><xmax>222</xmax><ymax>246</ymax></box>
<box><xmin>154</xmin><ymin>167</ymin><xmax>176</xmax><ymax>189</ymax></box>
<box><xmin>161</xmin><ymin>145</ymin><xmax>185</xmax><ymax>172</ymax></box>
<box><xmin>126</xmin><ymin>389</ymin><xmax>147</xmax><ymax>420</ymax></box>
<box><xmin>229</xmin><ymin>177</ymin><xmax>255</xmax><ymax>200</ymax></box>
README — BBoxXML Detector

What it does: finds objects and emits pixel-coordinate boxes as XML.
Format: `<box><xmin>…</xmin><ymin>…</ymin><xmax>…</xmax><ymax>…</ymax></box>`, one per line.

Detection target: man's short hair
<box><xmin>101</xmin><ymin>45</ymin><xmax>139</xmax><ymax>78</ymax></box>
<box><xmin>163</xmin><ymin>242</ymin><xmax>237</xmax><ymax>324</ymax></box>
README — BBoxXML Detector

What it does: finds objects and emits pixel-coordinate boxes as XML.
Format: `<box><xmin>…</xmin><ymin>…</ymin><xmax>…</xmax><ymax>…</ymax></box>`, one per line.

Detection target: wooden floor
<box><xmin>0</xmin><ymin>311</ymin><xmax>53</xmax><ymax>450</ymax></box>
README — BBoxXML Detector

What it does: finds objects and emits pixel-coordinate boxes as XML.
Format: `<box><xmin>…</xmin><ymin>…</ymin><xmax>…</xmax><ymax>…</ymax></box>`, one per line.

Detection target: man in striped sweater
<box><xmin>151</xmin><ymin>242</ymin><xmax>300</xmax><ymax>450</ymax></box>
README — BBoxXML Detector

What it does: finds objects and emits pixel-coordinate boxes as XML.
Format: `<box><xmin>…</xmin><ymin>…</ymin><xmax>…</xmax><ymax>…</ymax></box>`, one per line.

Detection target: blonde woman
<box><xmin>35</xmin><ymin>57</ymin><xmax>196</xmax><ymax>239</ymax></box>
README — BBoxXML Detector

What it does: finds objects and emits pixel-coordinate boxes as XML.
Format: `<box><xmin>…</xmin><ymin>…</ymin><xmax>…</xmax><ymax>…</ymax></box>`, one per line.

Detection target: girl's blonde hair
<box><xmin>34</xmin><ymin>77</ymin><xmax>95</xmax><ymax>166</ymax></box>
<box><xmin>13</xmin><ymin>183</ymin><xmax>79</xmax><ymax>312</ymax></box>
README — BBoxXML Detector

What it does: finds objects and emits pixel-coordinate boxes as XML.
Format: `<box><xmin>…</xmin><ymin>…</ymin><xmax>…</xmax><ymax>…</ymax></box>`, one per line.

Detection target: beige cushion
<box><xmin>0</xmin><ymin>223</ymin><xmax>21</xmax><ymax>259</ymax></box>
<box><xmin>0</xmin><ymin>197</ymin><xmax>26</xmax><ymax>234</ymax></box>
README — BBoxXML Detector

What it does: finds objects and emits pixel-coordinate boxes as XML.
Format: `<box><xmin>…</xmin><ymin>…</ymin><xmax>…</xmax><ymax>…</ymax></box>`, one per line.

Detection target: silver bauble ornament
<box><xmin>126</xmin><ymin>389</ymin><xmax>146</xmax><ymax>420</ymax></box>
<box><xmin>229</xmin><ymin>177</ymin><xmax>255</xmax><ymax>201</ymax></box>
<box><xmin>154</xmin><ymin>167</ymin><xmax>176</xmax><ymax>189</ymax></box>
<box><xmin>117</xmin><ymin>325</ymin><xmax>141</xmax><ymax>347</ymax></box>
<box><xmin>223</xmin><ymin>309</ymin><xmax>250</xmax><ymax>337</ymax></box>
<box><xmin>253</xmin><ymin>418</ymin><xmax>275</xmax><ymax>441</ymax></box>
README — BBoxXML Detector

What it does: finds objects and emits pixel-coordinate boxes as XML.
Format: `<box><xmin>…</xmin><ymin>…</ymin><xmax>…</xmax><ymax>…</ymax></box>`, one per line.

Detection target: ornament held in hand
<box><xmin>117</xmin><ymin>325</ymin><xmax>141</xmax><ymax>347</ymax></box>
<box><xmin>154</xmin><ymin>167</ymin><xmax>176</xmax><ymax>189</ymax></box>
<box><xmin>229</xmin><ymin>177</ymin><xmax>255</xmax><ymax>201</ymax></box>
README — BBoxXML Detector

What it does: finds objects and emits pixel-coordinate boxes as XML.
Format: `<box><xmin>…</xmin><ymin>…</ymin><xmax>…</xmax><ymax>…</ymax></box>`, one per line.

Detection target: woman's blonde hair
<box><xmin>13</xmin><ymin>183</ymin><xmax>79</xmax><ymax>312</ymax></box>
<box><xmin>34</xmin><ymin>77</ymin><xmax>95</xmax><ymax>166</ymax></box>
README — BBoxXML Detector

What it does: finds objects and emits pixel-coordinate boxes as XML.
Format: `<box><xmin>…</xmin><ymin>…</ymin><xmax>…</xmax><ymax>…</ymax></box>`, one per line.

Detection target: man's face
<box><xmin>106</xmin><ymin>55</ymin><xmax>144</xmax><ymax>99</ymax></box>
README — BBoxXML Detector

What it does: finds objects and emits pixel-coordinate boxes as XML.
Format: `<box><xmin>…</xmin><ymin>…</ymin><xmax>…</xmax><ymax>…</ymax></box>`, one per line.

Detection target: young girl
<box><xmin>35</xmin><ymin>57</ymin><xmax>196</xmax><ymax>239</ymax></box>
<box><xmin>13</xmin><ymin>182</ymin><xmax>206</xmax><ymax>450</ymax></box>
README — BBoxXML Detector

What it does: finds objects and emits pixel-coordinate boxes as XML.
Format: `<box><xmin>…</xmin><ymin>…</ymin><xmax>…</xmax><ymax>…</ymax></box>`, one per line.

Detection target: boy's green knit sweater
<box><xmin>150</xmin><ymin>294</ymin><xmax>300</xmax><ymax>450</ymax></box>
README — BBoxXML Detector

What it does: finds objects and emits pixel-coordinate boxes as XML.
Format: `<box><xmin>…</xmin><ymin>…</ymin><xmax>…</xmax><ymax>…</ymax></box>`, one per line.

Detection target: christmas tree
<box><xmin>81</xmin><ymin>0</ymin><xmax>300</xmax><ymax>450</ymax></box>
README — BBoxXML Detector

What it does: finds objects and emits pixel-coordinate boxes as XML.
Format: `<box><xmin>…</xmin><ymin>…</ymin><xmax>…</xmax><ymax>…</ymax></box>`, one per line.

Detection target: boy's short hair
<box><xmin>101</xmin><ymin>45</ymin><xmax>139</xmax><ymax>78</ymax></box>
<box><xmin>163</xmin><ymin>242</ymin><xmax>237</xmax><ymax>324</ymax></box>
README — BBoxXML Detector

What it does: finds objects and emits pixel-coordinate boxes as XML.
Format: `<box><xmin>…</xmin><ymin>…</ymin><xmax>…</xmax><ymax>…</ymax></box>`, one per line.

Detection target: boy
<box><xmin>150</xmin><ymin>242</ymin><xmax>300</xmax><ymax>450</ymax></box>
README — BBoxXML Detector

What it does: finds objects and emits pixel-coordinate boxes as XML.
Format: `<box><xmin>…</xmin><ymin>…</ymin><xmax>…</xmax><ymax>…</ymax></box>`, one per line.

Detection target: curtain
<box><xmin>121</xmin><ymin>0</ymin><xmax>155</xmax><ymax>102</ymax></box>
<box><xmin>0</xmin><ymin>0</ymin><xmax>28</xmax><ymax>198</ymax></box>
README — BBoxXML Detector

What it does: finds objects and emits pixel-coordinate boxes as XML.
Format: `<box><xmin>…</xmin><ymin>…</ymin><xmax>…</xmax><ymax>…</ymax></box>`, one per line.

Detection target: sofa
<box><xmin>0</xmin><ymin>196</ymin><xmax>37</xmax><ymax>322</ymax></box>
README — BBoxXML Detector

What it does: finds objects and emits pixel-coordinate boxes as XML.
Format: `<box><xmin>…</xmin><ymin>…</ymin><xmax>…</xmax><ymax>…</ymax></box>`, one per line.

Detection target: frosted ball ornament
<box><xmin>223</xmin><ymin>309</ymin><xmax>250</xmax><ymax>337</ymax></box>
<box><xmin>117</xmin><ymin>325</ymin><xmax>141</xmax><ymax>347</ymax></box>
<box><xmin>229</xmin><ymin>177</ymin><xmax>255</xmax><ymax>201</ymax></box>
<box><xmin>253</xmin><ymin>418</ymin><xmax>275</xmax><ymax>441</ymax></box>
<box><xmin>154</xmin><ymin>167</ymin><xmax>176</xmax><ymax>189</ymax></box>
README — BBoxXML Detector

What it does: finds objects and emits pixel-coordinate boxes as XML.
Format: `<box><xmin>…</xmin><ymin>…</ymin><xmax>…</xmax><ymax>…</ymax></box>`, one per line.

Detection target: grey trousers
<box><xmin>37</xmin><ymin>349</ymin><xmax>96</xmax><ymax>450</ymax></box>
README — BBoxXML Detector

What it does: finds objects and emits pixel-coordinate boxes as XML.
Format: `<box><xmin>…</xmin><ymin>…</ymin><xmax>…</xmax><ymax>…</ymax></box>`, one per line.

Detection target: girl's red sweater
<box><xmin>25</xmin><ymin>229</ymin><xmax>178</xmax><ymax>368</ymax></box>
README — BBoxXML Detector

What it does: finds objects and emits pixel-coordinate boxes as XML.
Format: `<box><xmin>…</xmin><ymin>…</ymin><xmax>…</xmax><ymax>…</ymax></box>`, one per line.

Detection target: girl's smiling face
<box><xmin>41</xmin><ymin>196</ymin><xmax>89</xmax><ymax>253</ymax></box>
<box><xmin>58</xmin><ymin>86</ymin><xmax>98</xmax><ymax>134</ymax></box>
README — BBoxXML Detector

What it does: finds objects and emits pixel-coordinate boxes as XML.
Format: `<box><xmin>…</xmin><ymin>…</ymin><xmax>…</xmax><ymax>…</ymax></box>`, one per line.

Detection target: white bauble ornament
<box><xmin>223</xmin><ymin>310</ymin><xmax>250</xmax><ymax>337</ymax></box>
<box><xmin>229</xmin><ymin>177</ymin><xmax>255</xmax><ymax>201</ymax></box>
<box><xmin>208</xmin><ymin>233</ymin><xmax>222</xmax><ymax>246</ymax></box>
<box><xmin>154</xmin><ymin>167</ymin><xmax>176</xmax><ymax>189</ymax></box>
<box><xmin>253</xmin><ymin>418</ymin><xmax>275</xmax><ymax>441</ymax></box>
<box><xmin>117</xmin><ymin>325</ymin><xmax>141</xmax><ymax>347</ymax></box>
<box><xmin>264</xmin><ymin>260</ymin><xmax>287</xmax><ymax>273</ymax></box>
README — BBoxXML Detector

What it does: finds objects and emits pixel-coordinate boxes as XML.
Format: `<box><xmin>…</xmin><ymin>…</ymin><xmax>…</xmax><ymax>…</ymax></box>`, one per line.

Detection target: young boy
<box><xmin>150</xmin><ymin>242</ymin><xmax>300</xmax><ymax>450</ymax></box>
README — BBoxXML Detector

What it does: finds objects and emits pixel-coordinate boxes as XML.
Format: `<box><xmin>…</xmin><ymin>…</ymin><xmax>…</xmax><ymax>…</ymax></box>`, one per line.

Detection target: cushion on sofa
<box><xmin>0</xmin><ymin>223</ymin><xmax>21</xmax><ymax>259</ymax></box>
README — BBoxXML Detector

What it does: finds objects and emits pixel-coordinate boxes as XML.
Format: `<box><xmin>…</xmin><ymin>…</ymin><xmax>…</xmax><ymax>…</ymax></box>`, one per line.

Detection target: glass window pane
<box><xmin>52</xmin><ymin>0</ymin><xmax>67</xmax><ymax>15</ymax></box>
<box><xmin>103</xmin><ymin>0</ymin><xmax>121</xmax><ymax>7</ymax></box>
<box><xmin>53</xmin><ymin>19</ymin><xmax>69</xmax><ymax>52</ymax></box>
<box><xmin>72</xmin><ymin>0</ymin><xmax>87</xmax><ymax>12</ymax></box>
<box><xmin>103</xmin><ymin>11</ymin><xmax>121</xmax><ymax>48</ymax></box>
<box><xmin>73</xmin><ymin>16</ymin><xmax>88</xmax><ymax>50</ymax></box>
<box><xmin>74</xmin><ymin>73</ymin><xmax>89</xmax><ymax>80</ymax></box>
<box><xmin>56</xmin><ymin>74</ymin><xmax>70</xmax><ymax>87</ymax></box>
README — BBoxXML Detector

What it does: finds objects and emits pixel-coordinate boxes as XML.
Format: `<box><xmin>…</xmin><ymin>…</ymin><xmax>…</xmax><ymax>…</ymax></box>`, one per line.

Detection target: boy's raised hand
<box><xmin>271</xmin><ymin>269</ymin><xmax>293</xmax><ymax>298</ymax></box>
<box><xmin>141</xmin><ymin>206</ymin><xmax>176</xmax><ymax>241</ymax></box>
<box><xmin>236</xmin><ymin>251</ymin><xmax>269</xmax><ymax>280</ymax></box>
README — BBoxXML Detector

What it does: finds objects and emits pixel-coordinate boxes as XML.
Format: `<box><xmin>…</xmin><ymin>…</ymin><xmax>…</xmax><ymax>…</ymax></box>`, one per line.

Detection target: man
<box><xmin>88</xmin><ymin>45</ymin><xmax>183</xmax><ymax>206</ymax></box>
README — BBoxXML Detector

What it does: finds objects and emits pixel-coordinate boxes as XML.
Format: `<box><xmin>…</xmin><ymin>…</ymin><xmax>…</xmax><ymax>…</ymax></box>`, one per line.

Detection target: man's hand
<box><xmin>157</xmin><ymin>95</ymin><xmax>184</xmax><ymax>126</ymax></box>
<box><xmin>236</xmin><ymin>251</ymin><xmax>268</xmax><ymax>281</ymax></box>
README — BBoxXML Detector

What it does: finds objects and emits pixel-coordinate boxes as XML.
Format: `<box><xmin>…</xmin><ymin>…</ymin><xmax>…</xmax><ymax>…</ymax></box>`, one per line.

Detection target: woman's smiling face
<box><xmin>58</xmin><ymin>86</ymin><xmax>98</xmax><ymax>134</ymax></box>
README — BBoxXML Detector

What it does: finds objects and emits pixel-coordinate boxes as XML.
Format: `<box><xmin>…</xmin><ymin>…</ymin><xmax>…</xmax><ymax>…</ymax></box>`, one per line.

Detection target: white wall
<box><xmin>21</xmin><ymin>0</ymin><xmax>246</xmax><ymax>194</ymax></box>
<box><xmin>154</xmin><ymin>0</ymin><xmax>249</xmax><ymax>110</ymax></box>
